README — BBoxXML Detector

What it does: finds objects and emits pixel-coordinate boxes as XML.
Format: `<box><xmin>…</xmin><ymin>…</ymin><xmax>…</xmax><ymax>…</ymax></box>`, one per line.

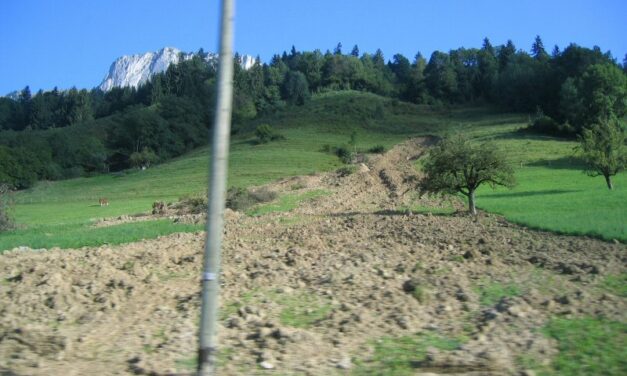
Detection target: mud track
<box><xmin>1</xmin><ymin>138</ymin><xmax>625</xmax><ymax>375</ymax></box>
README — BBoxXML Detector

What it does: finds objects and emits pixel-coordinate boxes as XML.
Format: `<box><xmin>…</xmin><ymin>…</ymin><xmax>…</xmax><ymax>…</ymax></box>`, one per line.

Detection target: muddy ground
<box><xmin>1</xmin><ymin>138</ymin><xmax>625</xmax><ymax>375</ymax></box>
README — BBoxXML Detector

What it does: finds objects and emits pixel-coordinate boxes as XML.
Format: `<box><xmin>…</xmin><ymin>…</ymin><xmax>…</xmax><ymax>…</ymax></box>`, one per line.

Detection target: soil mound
<box><xmin>1</xmin><ymin>138</ymin><xmax>625</xmax><ymax>375</ymax></box>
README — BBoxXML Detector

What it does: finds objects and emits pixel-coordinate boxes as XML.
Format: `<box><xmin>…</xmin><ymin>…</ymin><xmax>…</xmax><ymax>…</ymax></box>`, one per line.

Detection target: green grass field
<box><xmin>1</xmin><ymin>90</ymin><xmax>626</xmax><ymax>251</ymax></box>
<box><xmin>472</xmin><ymin>133</ymin><xmax>627</xmax><ymax>242</ymax></box>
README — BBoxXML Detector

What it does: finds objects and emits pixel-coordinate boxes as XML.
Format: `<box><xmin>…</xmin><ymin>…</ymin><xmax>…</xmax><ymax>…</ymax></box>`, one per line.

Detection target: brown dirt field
<box><xmin>1</xmin><ymin>138</ymin><xmax>625</xmax><ymax>375</ymax></box>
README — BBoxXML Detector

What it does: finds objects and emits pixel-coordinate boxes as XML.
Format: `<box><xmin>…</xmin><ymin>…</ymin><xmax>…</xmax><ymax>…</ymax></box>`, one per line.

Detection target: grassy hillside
<box><xmin>1</xmin><ymin>91</ymin><xmax>625</xmax><ymax>250</ymax></box>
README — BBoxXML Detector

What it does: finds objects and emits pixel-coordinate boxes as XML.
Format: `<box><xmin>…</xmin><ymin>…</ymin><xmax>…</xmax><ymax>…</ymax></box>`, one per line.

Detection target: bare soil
<box><xmin>1</xmin><ymin>138</ymin><xmax>625</xmax><ymax>375</ymax></box>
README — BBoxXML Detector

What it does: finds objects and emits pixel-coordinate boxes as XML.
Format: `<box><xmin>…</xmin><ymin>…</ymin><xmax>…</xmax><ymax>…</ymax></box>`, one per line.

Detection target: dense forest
<box><xmin>1</xmin><ymin>37</ymin><xmax>626</xmax><ymax>189</ymax></box>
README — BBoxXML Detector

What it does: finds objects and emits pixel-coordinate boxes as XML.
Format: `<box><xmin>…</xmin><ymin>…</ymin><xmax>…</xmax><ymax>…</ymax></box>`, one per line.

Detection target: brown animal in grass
<box><xmin>99</xmin><ymin>198</ymin><xmax>109</xmax><ymax>207</ymax></box>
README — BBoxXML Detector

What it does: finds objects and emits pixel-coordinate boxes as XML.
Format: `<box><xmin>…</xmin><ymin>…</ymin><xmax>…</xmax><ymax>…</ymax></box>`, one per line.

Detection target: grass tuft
<box><xmin>476</xmin><ymin>281</ymin><xmax>521</xmax><ymax>306</ymax></box>
<box><xmin>246</xmin><ymin>189</ymin><xmax>330</xmax><ymax>217</ymax></box>
<box><xmin>600</xmin><ymin>273</ymin><xmax>627</xmax><ymax>298</ymax></box>
<box><xmin>353</xmin><ymin>332</ymin><xmax>464</xmax><ymax>375</ymax></box>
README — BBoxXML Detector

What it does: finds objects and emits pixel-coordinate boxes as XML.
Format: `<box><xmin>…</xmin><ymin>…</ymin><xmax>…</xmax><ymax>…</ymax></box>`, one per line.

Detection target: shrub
<box><xmin>335</xmin><ymin>146</ymin><xmax>354</xmax><ymax>164</ymax></box>
<box><xmin>177</xmin><ymin>194</ymin><xmax>208</xmax><ymax>214</ymax></box>
<box><xmin>0</xmin><ymin>184</ymin><xmax>14</xmax><ymax>232</ymax></box>
<box><xmin>226</xmin><ymin>186</ymin><xmax>277</xmax><ymax>212</ymax></box>
<box><xmin>249</xmin><ymin>187</ymin><xmax>278</xmax><ymax>203</ymax></box>
<box><xmin>368</xmin><ymin>145</ymin><xmax>386</xmax><ymax>153</ymax></box>
<box><xmin>336</xmin><ymin>165</ymin><xmax>357</xmax><ymax>177</ymax></box>
<box><xmin>526</xmin><ymin>116</ymin><xmax>575</xmax><ymax>137</ymax></box>
<box><xmin>255</xmin><ymin>124</ymin><xmax>285</xmax><ymax>144</ymax></box>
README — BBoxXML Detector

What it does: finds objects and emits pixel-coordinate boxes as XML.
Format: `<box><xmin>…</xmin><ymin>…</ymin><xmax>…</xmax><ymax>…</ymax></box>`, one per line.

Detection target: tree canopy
<box><xmin>577</xmin><ymin>117</ymin><xmax>626</xmax><ymax>190</ymax></box>
<box><xmin>418</xmin><ymin>135</ymin><xmax>515</xmax><ymax>215</ymax></box>
<box><xmin>1</xmin><ymin>37</ymin><xmax>625</xmax><ymax>189</ymax></box>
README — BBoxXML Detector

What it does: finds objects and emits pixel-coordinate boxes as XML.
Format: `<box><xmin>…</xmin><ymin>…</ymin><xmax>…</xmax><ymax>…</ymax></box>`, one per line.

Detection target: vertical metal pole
<box><xmin>198</xmin><ymin>0</ymin><xmax>234</xmax><ymax>375</ymax></box>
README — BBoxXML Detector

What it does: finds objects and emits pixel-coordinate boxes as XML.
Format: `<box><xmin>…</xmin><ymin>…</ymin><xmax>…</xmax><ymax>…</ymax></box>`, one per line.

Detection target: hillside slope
<box><xmin>2</xmin><ymin>138</ymin><xmax>625</xmax><ymax>375</ymax></box>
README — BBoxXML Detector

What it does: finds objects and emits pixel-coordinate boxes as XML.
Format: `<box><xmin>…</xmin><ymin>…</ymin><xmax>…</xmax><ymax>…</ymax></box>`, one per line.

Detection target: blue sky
<box><xmin>1</xmin><ymin>0</ymin><xmax>625</xmax><ymax>94</ymax></box>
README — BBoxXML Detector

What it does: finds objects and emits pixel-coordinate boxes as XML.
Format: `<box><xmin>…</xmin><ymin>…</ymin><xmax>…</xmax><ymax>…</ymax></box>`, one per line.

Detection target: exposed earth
<box><xmin>1</xmin><ymin>138</ymin><xmax>625</xmax><ymax>375</ymax></box>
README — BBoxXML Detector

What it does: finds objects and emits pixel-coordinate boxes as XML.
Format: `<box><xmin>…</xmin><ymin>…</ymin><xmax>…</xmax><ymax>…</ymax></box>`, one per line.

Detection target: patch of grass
<box><xmin>600</xmin><ymin>273</ymin><xmax>627</xmax><ymax>298</ymax></box>
<box><xmin>396</xmin><ymin>200</ymin><xmax>458</xmax><ymax>216</ymax></box>
<box><xmin>175</xmin><ymin>348</ymin><xmax>234</xmax><ymax>372</ymax></box>
<box><xmin>0</xmin><ymin>219</ymin><xmax>203</xmax><ymax>252</ymax></box>
<box><xmin>290</xmin><ymin>182</ymin><xmax>306</xmax><ymax>190</ymax></box>
<box><xmin>411</xmin><ymin>286</ymin><xmax>429</xmax><ymax>303</ymax></box>
<box><xmin>449</xmin><ymin>255</ymin><xmax>465</xmax><ymax>263</ymax></box>
<box><xmin>175</xmin><ymin>356</ymin><xmax>197</xmax><ymax>371</ymax></box>
<box><xmin>353</xmin><ymin>332</ymin><xmax>464</xmax><ymax>375</ymax></box>
<box><xmin>246</xmin><ymin>189</ymin><xmax>331</xmax><ymax>217</ymax></box>
<box><xmin>476</xmin><ymin>281</ymin><xmax>522</xmax><ymax>306</ymax></box>
<box><xmin>336</xmin><ymin>165</ymin><xmax>357</xmax><ymax>176</ymax></box>
<box><xmin>411</xmin><ymin>262</ymin><xmax>424</xmax><ymax>272</ymax></box>
<box><xmin>517</xmin><ymin>354</ymin><xmax>551</xmax><ymax>374</ymax></box>
<box><xmin>278</xmin><ymin>293</ymin><xmax>332</xmax><ymax>329</ymax></box>
<box><xmin>540</xmin><ymin>318</ymin><xmax>627</xmax><ymax>375</ymax></box>
<box><xmin>278</xmin><ymin>215</ymin><xmax>308</xmax><ymax>226</ymax></box>
<box><xmin>220</xmin><ymin>290</ymin><xmax>257</xmax><ymax>320</ymax></box>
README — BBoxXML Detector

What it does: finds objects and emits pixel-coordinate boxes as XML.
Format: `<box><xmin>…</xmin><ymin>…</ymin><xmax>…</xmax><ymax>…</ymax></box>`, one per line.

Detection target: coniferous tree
<box><xmin>406</xmin><ymin>52</ymin><xmax>428</xmax><ymax>103</ymax></box>
<box><xmin>373</xmin><ymin>49</ymin><xmax>385</xmax><ymax>67</ymax></box>
<box><xmin>498</xmin><ymin>40</ymin><xmax>516</xmax><ymax>70</ymax></box>
<box><xmin>334</xmin><ymin>42</ymin><xmax>343</xmax><ymax>55</ymax></box>
<box><xmin>478</xmin><ymin>40</ymin><xmax>498</xmax><ymax>100</ymax></box>
<box><xmin>350</xmin><ymin>45</ymin><xmax>360</xmax><ymax>57</ymax></box>
<box><xmin>425</xmin><ymin>51</ymin><xmax>458</xmax><ymax>101</ymax></box>
<box><xmin>531</xmin><ymin>35</ymin><xmax>548</xmax><ymax>60</ymax></box>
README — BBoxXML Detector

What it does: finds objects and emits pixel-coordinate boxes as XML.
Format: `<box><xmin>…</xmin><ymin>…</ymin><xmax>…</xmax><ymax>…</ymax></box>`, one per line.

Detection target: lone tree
<box><xmin>577</xmin><ymin>117</ymin><xmax>626</xmax><ymax>190</ymax></box>
<box><xmin>418</xmin><ymin>134</ymin><xmax>515</xmax><ymax>215</ymax></box>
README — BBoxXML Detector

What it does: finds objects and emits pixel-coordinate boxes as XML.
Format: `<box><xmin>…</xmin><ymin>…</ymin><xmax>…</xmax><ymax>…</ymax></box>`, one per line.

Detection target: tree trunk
<box><xmin>605</xmin><ymin>174</ymin><xmax>613</xmax><ymax>190</ymax></box>
<box><xmin>468</xmin><ymin>189</ymin><xmax>477</xmax><ymax>216</ymax></box>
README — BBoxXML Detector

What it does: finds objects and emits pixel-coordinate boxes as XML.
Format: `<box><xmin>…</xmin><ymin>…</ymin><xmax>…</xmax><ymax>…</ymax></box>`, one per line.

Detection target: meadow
<box><xmin>1</xmin><ymin>91</ymin><xmax>625</xmax><ymax>251</ymax></box>
<box><xmin>475</xmin><ymin>133</ymin><xmax>627</xmax><ymax>242</ymax></box>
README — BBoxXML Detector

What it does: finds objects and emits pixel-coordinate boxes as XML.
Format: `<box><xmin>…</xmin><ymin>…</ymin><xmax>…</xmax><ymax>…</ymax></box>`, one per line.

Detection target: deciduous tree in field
<box><xmin>418</xmin><ymin>135</ymin><xmax>515</xmax><ymax>215</ymax></box>
<box><xmin>577</xmin><ymin>117</ymin><xmax>626</xmax><ymax>190</ymax></box>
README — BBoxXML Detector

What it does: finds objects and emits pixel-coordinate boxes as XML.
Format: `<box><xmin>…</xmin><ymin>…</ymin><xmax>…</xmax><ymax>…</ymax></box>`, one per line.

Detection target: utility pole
<box><xmin>197</xmin><ymin>0</ymin><xmax>234</xmax><ymax>375</ymax></box>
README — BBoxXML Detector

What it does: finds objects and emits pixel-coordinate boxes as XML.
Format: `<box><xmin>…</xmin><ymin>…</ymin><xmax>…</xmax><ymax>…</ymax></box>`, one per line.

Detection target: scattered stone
<box><xmin>336</xmin><ymin>355</ymin><xmax>352</xmax><ymax>369</ymax></box>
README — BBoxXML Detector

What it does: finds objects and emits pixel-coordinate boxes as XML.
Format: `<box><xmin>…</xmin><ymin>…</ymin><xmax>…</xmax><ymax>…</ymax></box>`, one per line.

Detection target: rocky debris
<box><xmin>357</xmin><ymin>163</ymin><xmax>370</xmax><ymax>173</ymax></box>
<box><xmin>1</xmin><ymin>138</ymin><xmax>625</xmax><ymax>375</ymax></box>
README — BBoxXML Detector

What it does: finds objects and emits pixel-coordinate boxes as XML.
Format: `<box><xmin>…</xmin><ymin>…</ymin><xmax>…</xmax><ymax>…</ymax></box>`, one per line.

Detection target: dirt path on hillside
<box><xmin>1</xmin><ymin>137</ymin><xmax>625</xmax><ymax>375</ymax></box>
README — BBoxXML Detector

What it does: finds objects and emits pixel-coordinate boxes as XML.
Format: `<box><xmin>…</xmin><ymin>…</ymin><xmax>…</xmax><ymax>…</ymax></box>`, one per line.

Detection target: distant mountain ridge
<box><xmin>99</xmin><ymin>47</ymin><xmax>255</xmax><ymax>91</ymax></box>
